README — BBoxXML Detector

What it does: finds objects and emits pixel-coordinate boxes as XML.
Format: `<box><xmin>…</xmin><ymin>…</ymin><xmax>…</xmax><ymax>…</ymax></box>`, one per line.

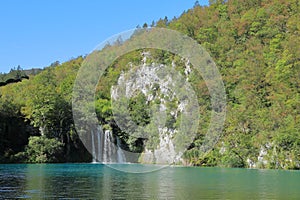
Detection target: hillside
<box><xmin>0</xmin><ymin>0</ymin><xmax>299</xmax><ymax>169</ymax></box>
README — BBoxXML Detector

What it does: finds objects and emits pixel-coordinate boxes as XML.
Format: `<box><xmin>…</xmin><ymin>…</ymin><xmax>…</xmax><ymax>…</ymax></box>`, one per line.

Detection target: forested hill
<box><xmin>0</xmin><ymin>0</ymin><xmax>299</xmax><ymax>169</ymax></box>
<box><xmin>0</xmin><ymin>66</ymin><xmax>43</xmax><ymax>87</ymax></box>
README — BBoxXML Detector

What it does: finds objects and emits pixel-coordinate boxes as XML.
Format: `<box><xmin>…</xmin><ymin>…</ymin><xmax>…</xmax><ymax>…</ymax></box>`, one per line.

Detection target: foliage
<box><xmin>21</xmin><ymin>136</ymin><xmax>64</xmax><ymax>163</ymax></box>
<box><xmin>0</xmin><ymin>0</ymin><xmax>299</xmax><ymax>169</ymax></box>
<box><xmin>0</xmin><ymin>56</ymin><xmax>88</xmax><ymax>163</ymax></box>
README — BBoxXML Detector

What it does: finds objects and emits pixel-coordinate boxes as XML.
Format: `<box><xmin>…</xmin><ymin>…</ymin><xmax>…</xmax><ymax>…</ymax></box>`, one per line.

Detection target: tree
<box><xmin>24</xmin><ymin>136</ymin><xmax>64</xmax><ymax>163</ymax></box>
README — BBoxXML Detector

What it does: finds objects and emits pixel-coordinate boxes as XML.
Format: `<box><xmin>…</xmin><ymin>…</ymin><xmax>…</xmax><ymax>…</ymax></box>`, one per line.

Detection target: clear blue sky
<box><xmin>0</xmin><ymin>0</ymin><xmax>208</xmax><ymax>73</ymax></box>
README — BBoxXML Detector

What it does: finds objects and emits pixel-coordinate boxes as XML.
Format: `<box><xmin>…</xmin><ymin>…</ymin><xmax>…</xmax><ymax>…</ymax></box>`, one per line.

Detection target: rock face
<box><xmin>152</xmin><ymin>128</ymin><xmax>180</xmax><ymax>164</ymax></box>
<box><xmin>111</xmin><ymin>52</ymin><xmax>198</xmax><ymax>164</ymax></box>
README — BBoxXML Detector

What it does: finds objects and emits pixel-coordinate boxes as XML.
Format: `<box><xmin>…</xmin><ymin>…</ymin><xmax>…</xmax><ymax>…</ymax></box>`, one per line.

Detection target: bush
<box><xmin>24</xmin><ymin>136</ymin><xmax>64</xmax><ymax>163</ymax></box>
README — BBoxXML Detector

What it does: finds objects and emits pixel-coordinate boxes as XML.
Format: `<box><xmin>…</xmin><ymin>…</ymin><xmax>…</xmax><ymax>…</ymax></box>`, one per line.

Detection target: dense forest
<box><xmin>0</xmin><ymin>0</ymin><xmax>299</xmax><ymax>169</ymax></box>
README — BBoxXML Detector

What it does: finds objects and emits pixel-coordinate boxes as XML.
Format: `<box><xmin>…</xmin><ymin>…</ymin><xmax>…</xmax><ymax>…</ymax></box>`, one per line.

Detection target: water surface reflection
<box><xmin>0</xmin><ymin>164</ymin><xmax>299</xmax><ymax>199</ymax></box>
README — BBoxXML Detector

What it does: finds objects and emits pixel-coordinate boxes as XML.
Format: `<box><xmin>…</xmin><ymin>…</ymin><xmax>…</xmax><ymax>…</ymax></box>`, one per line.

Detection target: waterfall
<box><xmin>103</xmin><ymin>130</ymin><xmax>111</xmax><ymax>163</ymax></box>
<box><xmin>97</xmin><ymin>126</ymin><xmax>103</xmax><ymax>162</ymax></box>
<box><xmin>91</xmin><ymin>130</ymin><xmax>96</xmax><ymax>163</ymax></box>
<box><xmin>117</xmin><ymin>137</ymin><xmax>126</xmax><ymax>163</ymax></box>
<box><xmin>90</xmin><ymin>127</ymin><xmax>126</xmax><ymax>163</ymax></box>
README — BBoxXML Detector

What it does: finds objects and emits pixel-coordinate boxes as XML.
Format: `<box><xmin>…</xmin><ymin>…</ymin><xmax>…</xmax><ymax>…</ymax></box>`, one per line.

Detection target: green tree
<box><xmin>23</xmin><ymin>136</ymin><xmax>64</xmax><ymax>163</ymax></box>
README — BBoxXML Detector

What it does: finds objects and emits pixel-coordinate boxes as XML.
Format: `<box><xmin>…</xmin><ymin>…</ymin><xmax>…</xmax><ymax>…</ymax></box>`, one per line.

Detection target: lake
<box><xmin>0</xmin><ymin>164</ymin><xmax>299</xmax><ymax>199</ymax></box>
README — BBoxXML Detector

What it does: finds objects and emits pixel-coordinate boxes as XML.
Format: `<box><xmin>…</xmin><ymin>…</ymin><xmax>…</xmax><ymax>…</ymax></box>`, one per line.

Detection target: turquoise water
<box><xmin>0</xmin><ymin>164</ymin><xmax>299</xmax><ymax>199</ymax></box>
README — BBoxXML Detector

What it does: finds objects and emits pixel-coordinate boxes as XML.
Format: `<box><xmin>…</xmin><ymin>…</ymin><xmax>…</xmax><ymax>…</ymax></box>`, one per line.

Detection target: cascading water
<box><xmin>96</xmin><ymin>126</ymin><xmax>103</xmax><ymax>162</ymax></box>
<box><xmin>116</xmin><ymin>137</ymin><xmax>126</xmax><ymax>163</ymax></box>
<box><xmin>103</xmin><ymin>130</ymin><xmax>112</xmax><ymax>163</ymax></box>
<box><xmin>91</xmin><ymin>130</ymin><xmax>97</xmax><ymax>163</ymax></box>
<box><xmin>91</xmin><ymin>127</ymin><xmax>126</xmax><ymax>163</ymax></box>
